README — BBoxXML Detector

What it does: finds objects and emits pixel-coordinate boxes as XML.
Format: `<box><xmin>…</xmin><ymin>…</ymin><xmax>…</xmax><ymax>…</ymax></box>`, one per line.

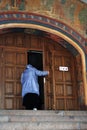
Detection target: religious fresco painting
<box><xmin>0</xmin><ymin>0</ymin><xmax>87</xmax><ymax>37</ymax></box>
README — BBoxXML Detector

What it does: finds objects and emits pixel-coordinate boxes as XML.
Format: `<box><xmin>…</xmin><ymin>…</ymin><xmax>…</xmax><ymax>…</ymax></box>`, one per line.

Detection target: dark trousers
<box><xmin>23</xmin><ymin>93</ymin><xmax>39</xmax><ymax>110</ymax></box>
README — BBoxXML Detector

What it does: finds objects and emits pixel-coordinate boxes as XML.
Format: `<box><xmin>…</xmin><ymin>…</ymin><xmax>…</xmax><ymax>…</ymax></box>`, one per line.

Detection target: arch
<box><xmin>0</xmin><ymin>12</ymin><xmax>87</xmax><ymax>106</ymax></box>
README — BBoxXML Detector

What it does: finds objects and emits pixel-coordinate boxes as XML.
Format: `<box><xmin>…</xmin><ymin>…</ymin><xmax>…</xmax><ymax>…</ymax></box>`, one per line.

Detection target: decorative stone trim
<box><xmin>0</xmin><ymin>12</ymin><xmax>86</xmax><ymax>53</ymax></box>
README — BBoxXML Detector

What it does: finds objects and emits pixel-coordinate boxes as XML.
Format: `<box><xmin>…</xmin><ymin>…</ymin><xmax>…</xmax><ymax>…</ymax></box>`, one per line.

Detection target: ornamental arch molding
<box><xmin>0</xmin><ymin>12</ymin><xmax>87</xmax><ymax>105</ymax></box>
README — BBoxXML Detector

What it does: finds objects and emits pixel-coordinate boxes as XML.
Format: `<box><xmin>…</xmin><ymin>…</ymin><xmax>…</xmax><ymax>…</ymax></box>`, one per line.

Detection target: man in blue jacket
<box><xmin>21</xmin><ymin>64</ymin><xmax>49</xmax><ymax>110</ymax></box>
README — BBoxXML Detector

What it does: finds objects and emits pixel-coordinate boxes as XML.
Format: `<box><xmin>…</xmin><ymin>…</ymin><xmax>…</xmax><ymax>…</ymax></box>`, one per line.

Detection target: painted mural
<box><xmin>0</xmin><ymin>0</ymin><xmax>87</xmax><ymax>37</ymax></box>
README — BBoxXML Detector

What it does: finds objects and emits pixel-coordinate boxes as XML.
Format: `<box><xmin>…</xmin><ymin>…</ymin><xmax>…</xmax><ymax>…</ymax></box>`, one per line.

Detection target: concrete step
<box><xmin>0</xmin><ymin>114</ymin><xmax>87</xmax><ymax>122</ymax></box>
<box><xmin>0</xmin><ymin>121</ymin><xmax>87</xmax><ymax>130</ymax></box>
<box><xmin>0</xmin><ymin>110</ymin><xmax>87</xmax><ymax>116</ymax></box>
<box><xmin>0</xmin><ymin>110</ymin><xmax>87</xmax><ymax>130</ymax></box>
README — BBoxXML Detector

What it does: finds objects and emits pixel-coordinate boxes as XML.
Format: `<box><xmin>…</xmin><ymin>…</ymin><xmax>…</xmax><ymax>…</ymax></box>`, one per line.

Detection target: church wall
<box><xmin>0</xmin><ymin>0</ymin><xmax>87</xmax><ymax>38</ymax></box>
<box><xmin>0</xmin><ymin>0</ymin><xmax>87</xmax><ymax>109</ymax></box>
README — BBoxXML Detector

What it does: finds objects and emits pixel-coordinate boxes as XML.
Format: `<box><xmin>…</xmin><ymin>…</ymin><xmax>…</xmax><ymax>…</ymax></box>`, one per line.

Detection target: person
<box><xmin>21</xmin><ymin>64</ymin><xmax>49</xmax><ymax>110</ymax></box>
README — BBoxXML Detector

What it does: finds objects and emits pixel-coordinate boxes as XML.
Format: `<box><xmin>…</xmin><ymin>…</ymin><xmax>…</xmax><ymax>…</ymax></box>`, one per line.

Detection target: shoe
<box><xmin>33</xmin><ymin>108</ymin><xmax>37</xmax><ymax>111</ymax></box>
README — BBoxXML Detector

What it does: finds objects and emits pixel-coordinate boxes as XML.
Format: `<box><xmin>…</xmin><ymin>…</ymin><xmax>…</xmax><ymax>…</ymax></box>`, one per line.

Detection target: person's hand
<box><xmin>48</xmin><ymin>71</ymin><xmax>49</xmax><ymax>75</ymax></box>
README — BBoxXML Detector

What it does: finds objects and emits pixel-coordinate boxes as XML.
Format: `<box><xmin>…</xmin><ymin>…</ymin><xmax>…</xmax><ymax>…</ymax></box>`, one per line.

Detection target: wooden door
<box><xmin>44</xmin><ymin>43</ymin><xmax>54</xmax><ymax>110</ymax></box>
<box><xmin>3</xmin><ymin>48</ymin><xmax>27</xmax><ymax>109</ymax></box>
<box><xmin>53</xmin><ymin>51</ymin><xmax>78</xmax><ymax>110</ymax></box>
<box><xmin>0</xmin><ymin>48</ymin><xmax>4</xmax><ymax>109</ymax></box>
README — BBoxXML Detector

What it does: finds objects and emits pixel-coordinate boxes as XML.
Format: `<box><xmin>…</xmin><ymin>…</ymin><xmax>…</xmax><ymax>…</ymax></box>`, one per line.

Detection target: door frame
<box><xmin>27</xmin><ymin>50</ymin><xmax>44</xmax><ymax>110</ymax></box>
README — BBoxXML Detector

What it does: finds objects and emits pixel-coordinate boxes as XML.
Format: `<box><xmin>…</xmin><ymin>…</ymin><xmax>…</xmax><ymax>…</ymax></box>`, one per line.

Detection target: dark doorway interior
<box><xmin>27</xmin><ymin>51</ymin><xmax>44</xmax><ymax>109</ymax></box>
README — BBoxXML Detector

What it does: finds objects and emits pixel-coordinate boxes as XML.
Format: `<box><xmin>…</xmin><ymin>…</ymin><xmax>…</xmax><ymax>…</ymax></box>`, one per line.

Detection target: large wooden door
<box><xmin>0</xmin><ymin>48</ymin><xmax>3</xmax><ymax>109</ymax></box>
<box><xmin>44</xmin><ymin>42</ymin><xmax>55</xmax><ymax>110</ymax></box>
<box><xmin>3</xmin><ymin>48</ymin><xmax>27</xmax><ymax>109</ymax></box>
<box><xmin>44</xmin><ymin>44</ymin><xmax>79</xmax><ymax>110</ymax></box>
<box><xmin>52</xmin><ymin>51</ymin><xmax>79</xmax><ymax>110</ymax></box>
<box><xmin>0</xmin><ymin>46</ymin><xmax>79</xmax><ymax>110</ymax></box>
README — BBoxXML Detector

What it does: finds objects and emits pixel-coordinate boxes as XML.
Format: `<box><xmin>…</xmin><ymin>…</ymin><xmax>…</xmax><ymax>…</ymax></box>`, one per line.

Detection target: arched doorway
<box><xmin>0</xmin><ymin>28</ymin><xmax>85</xmax><ymax>110</ymax></box>
<box><xmin>0</xmin><ymin>12</ymin><xmax>86</xmax><ymax>110</ymax></box>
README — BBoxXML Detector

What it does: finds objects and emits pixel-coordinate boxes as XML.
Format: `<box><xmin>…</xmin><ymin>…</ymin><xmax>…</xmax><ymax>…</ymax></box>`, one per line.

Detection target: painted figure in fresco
<box><xmin>25</xmin><ymin>0</ymin><xmax>41</xmax><ymax>11</ymax></box>
<box><xmin>52</xmin><ymin>0</ymin><xmax>65</xmax><ymax>19</ymax></box>
<box><xmin>0</xmin><ymin>0</ymin><xmax>25</xmax><ymax>10</ymax></box>
<box><xmin>0</xmin><ymin>0</ymin><xmax>11</xmax><ymax>10</ymax></box>
<box><xmin>21</xmin><ymin>64</ymin><xmax>49</xmax><ymax>110</ymax></box>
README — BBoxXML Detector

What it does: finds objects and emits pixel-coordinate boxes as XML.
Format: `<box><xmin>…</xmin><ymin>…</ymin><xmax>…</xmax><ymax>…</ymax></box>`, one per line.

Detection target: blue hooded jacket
<box><xmin>21</xmin><ymin>64</ymin><xmax>48</xmax><ymax>97</ymax></box>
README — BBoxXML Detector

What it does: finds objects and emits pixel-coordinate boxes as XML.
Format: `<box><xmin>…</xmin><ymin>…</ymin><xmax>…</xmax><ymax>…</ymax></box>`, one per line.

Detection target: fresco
<box><xmin>0</xmin><ymin>0</ymin><xmax>87</xmax><ymax>37</ymax></box>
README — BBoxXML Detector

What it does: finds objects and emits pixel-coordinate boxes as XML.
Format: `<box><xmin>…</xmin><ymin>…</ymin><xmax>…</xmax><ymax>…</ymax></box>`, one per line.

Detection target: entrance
<box><xmin>27</xmin><ymin>51</ymin><xmax>44</xmax><ymax>109</ymax></box>
<box><xmin>0</xmin><ymin>33</ymin><xmax>81</xmax><ymax>110</ymax></box>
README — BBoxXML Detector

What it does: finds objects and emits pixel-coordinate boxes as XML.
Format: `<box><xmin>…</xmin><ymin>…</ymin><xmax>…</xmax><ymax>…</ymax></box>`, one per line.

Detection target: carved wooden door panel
<box><xmin>3</xmin><ymin>49</ymin><xmax>27</xmax><ymax>109</ymax></box>
<box><xmin>44</xmin><ymin>44</ymin><xmax>54</xmax><ymax>110</ymax></box>
<box><xmin>53</xmin><ymin>51</ymin><xmax>79</xmax><ymax>110</ymax></box>
<box><xmin>0</xmin><ymin>48</ymin><xmax>4</xmax><ymax>109</ymax></box>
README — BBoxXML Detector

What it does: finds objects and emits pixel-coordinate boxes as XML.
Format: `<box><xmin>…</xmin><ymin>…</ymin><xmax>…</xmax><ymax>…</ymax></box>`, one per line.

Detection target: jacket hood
<box><xmin>26</xmin><ymin>64</ymin><xmax>33</xmax><ymax>69</ymax></box>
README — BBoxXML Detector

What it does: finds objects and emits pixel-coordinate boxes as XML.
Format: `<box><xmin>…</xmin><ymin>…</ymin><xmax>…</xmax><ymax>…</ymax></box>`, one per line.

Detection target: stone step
<box><xmin>0</xmin><ymin>110</ymin><xmax>87</xmax><ymax>130</ymax></box>
<box><xmin>0</xmin><ymin>115</ymin><xmax>87</xmax><ymax>122</ymax></box>
<box><xmin>0</xmin><ymin>110</ymin><xmax>87</xmax><ymax>116</ymax></box>
<box><xmin>0</xmin><ymin>121</ymin><xmax>87</xmax><ymax>130</ymax></box>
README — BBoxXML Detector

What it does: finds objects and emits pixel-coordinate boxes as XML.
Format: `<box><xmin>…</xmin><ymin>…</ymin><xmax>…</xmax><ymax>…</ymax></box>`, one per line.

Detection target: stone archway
<box><xmin>0</xmin><ymin>11</ymin><xmax>87</xmax><ymax>107</ymax></box>
<box><xmin>1</xmin><ymin>23</ymin><xmax>87</xmax><ymax>105</ymax></box>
